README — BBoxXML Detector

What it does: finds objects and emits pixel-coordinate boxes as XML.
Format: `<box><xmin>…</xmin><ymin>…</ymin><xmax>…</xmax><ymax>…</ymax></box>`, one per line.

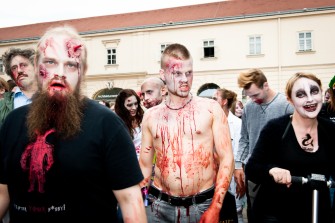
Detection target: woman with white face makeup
<box><xmin>245</xmin><ymin>72</ymin><xmax>335</xmax><ymax>223</ymax></box>
<box><xmin>114</xmin><ymin>89</ymin><xmax>145</xmax><ymax>222</ymax></box>
<box><xmin>115</xmin><ymin>89</ymin><xmax>144</xmax><ymax>160</ymax></box>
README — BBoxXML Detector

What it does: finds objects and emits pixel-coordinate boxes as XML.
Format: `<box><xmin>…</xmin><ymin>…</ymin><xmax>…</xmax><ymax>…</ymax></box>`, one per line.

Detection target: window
<box><xmin>203</xmin><ymin>40</ymin><xmax>215</xmax><ymax>58</ymax></box>
<box><xmin>249</xmin><ymin>35</ymin><xmax>261</xmax><ymax>55</ymax></box>
<box><xmin>107</xmin><ymin>48</ymin><xmax>116</xmax><ymax>65</ymax></box>
<box><xmin>102</xmin><ymin>39</ymin><xmax>120</xmax><ymax>66</ymax></box>
<box><xmin>298</xmin><ymin>31</ymin><xmax>312</xmax><ymax>51</ymax></box>
<box><xmin>0</xmin><ymin>59</ymin><xmax>3</xmax><ymax>73</ymax></box>
<box><xmin>160</xmin><ymin>44</ymin><xmax>170</xmax><ymax>54</ymax></box>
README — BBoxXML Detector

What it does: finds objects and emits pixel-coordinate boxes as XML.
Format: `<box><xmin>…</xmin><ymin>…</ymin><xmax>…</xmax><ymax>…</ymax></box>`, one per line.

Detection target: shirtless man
<box><xmin>140</xmin><ymin>77</ymin><xmax>166</xmax><ymax>109</ymax></box>
<box><xmin>139</xmin><ymin>43</ymin><xmax>234</xmax><ymax>223</ymax></box>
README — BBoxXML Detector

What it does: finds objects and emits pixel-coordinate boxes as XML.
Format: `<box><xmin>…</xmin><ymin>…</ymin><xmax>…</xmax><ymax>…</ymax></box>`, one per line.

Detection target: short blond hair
<box><xmin>237</xmin><ymin>68</ymin><xmax>267</xmax><ymax>90</ymax></box>
<box><xmin>160</xmin><ymin>43</ymin><xmax>191</xmax><ymax>70</ymax></box>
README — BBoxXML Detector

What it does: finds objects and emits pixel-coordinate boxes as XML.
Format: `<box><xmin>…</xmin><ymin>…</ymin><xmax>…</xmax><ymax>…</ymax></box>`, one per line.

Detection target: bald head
<box><xmin>141</xmin><ymin>77</ymin><xmax>166</xmax><ymax>109</ymax></box>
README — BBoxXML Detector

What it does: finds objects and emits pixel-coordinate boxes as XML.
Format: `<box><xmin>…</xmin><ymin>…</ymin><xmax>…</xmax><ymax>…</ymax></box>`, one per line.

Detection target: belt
<box><xmin>149</xmin><ymin>186</ymin><xmax>214</xmax><ymax>207</ymax></box>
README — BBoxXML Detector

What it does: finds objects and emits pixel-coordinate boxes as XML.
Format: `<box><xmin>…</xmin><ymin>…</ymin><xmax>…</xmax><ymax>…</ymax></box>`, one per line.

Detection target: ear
<box><xmin>263</xmin><ymin>82</ymin><xmax>269</xmax><ymax>90</ymax></box>
<box><xmin>161</xmin><ymin>85</ymin><xmax>167</xmax><ymax>97</ymax></box>
<box><xmin>223</xmin><ymin>98</ymin><xmax>228</xmax><ymax>106</ymax></box>
<box><xmin>159</xmin><ymin>69</ymin><xmax>166</xmax><ymax>83</ymax></box>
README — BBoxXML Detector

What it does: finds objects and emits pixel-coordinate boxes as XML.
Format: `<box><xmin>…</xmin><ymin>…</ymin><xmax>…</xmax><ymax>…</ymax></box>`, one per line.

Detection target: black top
<box><xmin>0</xmin><ymin>98</ymin><xmax>143</xmax><ymax>223</ymax></box>
<box><xmin>245</xmin><ymin>114</ymin><xmax>335</xmax><ymax>223</ymax></box>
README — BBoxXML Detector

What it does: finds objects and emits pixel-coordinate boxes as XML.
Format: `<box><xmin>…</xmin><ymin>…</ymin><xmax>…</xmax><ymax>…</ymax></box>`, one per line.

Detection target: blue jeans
<box><xmin>145</xmin><ymin>197</ymin><xmax>212</xmax><ymax>223</ymax></box>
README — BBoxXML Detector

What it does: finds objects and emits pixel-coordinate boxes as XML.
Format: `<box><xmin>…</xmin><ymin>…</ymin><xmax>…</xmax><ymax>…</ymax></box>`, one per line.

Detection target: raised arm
<box><xmin>200</xmin><ymin>102</ymin><xmax>234</xmax><ymax>223</ymax></box>
<box><xmin>139</xmin><ymin>111</ymin><xmax>156</xmax><ymax>188</ymax></box>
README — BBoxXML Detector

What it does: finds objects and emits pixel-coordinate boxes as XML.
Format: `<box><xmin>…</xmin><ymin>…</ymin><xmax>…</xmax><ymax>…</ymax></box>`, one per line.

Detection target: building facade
<box><xmin>0</xmin><ymin>0</ymin><xmax>334</xmax><ymax>102</ymax></box>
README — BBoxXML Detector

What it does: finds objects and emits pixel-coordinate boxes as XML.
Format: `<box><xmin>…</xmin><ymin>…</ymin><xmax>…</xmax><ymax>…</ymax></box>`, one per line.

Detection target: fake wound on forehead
<box><xmin>65</xmin><ymin>38</ymin><xmax>83</xmax><ymax>58</ymax></box>
<box><xmin>39</xmin><ymin>37</ymin><xmax>55</xmax><ymax>55</ymax></box>
<box><xmin>166</xmin><ymin>58</ymin><xmax>183</xmax><ymax>71</ymax></box>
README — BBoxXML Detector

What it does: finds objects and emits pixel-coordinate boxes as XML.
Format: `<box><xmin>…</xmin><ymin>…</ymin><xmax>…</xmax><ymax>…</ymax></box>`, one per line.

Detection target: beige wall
<box><xmin>1</xmin><ymin>10</ymin><xmax>334</xmax><ymax>100</ymax></box>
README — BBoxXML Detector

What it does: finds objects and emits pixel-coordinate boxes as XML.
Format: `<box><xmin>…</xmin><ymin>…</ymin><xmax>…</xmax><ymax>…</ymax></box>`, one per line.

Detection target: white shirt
<box><xmin>228</xmin><ymin>111</ymin><xmax>242</xmax><ymax>158</ymax></box>
<box><xmin>133</xmin><ymin>126</ymin><xmax>142</xmax><ymax>160</ymax></box>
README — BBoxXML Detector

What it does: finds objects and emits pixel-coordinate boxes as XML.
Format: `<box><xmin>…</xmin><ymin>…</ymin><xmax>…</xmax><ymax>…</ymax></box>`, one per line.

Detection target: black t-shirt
<box><xmin>0</xmin><ymin>98</ymin><xmax>143</xmax><ymax>223</ymax></box>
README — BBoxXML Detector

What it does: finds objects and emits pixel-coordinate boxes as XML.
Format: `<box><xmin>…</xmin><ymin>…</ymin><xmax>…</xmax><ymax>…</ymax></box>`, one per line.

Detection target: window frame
<box><xmin>249</xmin><ymin>35</ymin><xmax>262</xmax><ymax>55</ymax></box>
<box><xmin>107</xmin><ymin>48</ymin><xmax>117</xmax><ymax>65</ymax></box>
<box><xmin>203</xmin><ymin>40</ymin><xmax>215</xmax><ymax>58</ymax></box>
<box><xmin>298</xmin><ymin>31</ymin><xmax>313</xmax><ymax>52</ymax></box>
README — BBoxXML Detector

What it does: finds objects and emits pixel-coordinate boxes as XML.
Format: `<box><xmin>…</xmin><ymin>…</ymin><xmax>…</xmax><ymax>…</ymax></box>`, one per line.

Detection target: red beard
<box><xmin>27</xmin><ymin>88</ymin><xmax>84</xmax><ymax>141</ymax></box>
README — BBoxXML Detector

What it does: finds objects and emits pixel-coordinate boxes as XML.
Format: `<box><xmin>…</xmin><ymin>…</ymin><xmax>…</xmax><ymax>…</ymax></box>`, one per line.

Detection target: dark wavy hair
<box><xmin>115</xmin><ymin>89</ymin><xmax>144</xmax><ymax>139</ymax></box>
<box><xmin>2</xmin><ymin>48</ymin><xmax>35</xmax><ymax>80</ymax></box>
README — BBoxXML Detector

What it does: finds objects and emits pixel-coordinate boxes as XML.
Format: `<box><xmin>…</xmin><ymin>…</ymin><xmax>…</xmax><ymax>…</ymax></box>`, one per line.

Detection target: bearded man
<box><xmin>0</xmin><ymin>25</ymin><xmax>146</xmax><ymax>223</ymax></box>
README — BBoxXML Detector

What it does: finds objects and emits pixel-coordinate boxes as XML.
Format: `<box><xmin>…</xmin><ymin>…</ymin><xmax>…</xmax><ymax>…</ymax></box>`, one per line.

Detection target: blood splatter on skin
<box><xmin>65</xmin><ymin>38</ymin><xmax>82</xmax><ymax>58</ymax></box>
<box><xmin>165</xmin><ymin>58</ymin><xmax>183</xmax><ymax>74</ymax></box>
<box><xmin>39</xmin><ymin>37</ymin><xmax>55</xmax><ymax>56</ymax></box>
<box><xmin>154</xmin><ymin>101</ymin><xmax>215</xmax><ymax>195</ymax></box>
<box><xmin>39</xmin><ymin>64</ymin><xmax>48</xmax><ymax>78</ymax></box>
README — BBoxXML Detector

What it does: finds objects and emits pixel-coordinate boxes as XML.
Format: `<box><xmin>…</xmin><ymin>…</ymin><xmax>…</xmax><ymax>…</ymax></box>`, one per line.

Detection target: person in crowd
<box><xmin>140</xmin><ymin>77</ymin><xmax>166</xmax><ymax>109</ymax></box>
<box><xmin>0</xmin><ymin>25</ymin><xmax>146</xmax><ymax>223</ymax></box>
<box><xmin>197</xmin><ymin>82</ymin><xmax>220</xmax><ymax>98</ymax></box>
<box><xmin>115</xmin><ymin>89</ymin><xmax>145</xmax><ymax>223</ymax></box>
<box><xmin>6</xmin><ymin>80</ymin><xmax>16</xmax><ymax>92</ymax></box>
<box><xmin>0</xmin><ymin>77</ymin><xmax>9</xmax><ymax>100</ymax></box>
<box><xmin>234</xmin><ymin>68</ymin><xmax>294</xmax><ymax>223</ymax></box>
<box><xmin>99</xmin><ymin>100</ymin><xmax>111</xmax><ymax>108</ymax></box>
<box><xmin>139</xmin><ymin>43</ymin><xmax>234</xmax><ymax>222</ymax></box>
<box><xmin>245</xmin><ymin>72</ymin><xmax>335</xmax><ymax>223</ymax></box>
<box><xmin>115</xmin><ymin>89</ymin><xmax>144</xmax><ymax>160</ymax></box>
<box><xmin>324</xmin><ymin>88</ymin><xmax>331</xmax><ymax>103</ymax></box>
<box><xmin>319</xmin><ymin>76</ymin><xmax>335</xmax><ymax>123</ymax></box>
<box><xmin>319</xmin><ymin>75</ymin><xmax>335</xmax><ymax>213</ymax></box>
<box><xmin>231</xmin><ymin>100</ymin><xmax>244</xmax><ymax>118</ymax></box>
<box><xmin>213</xmin><ymin>88</ymin><xmax>246</xmax><ymax>223</ymax></box>
<box><xmin>0</xmin><ymin>48</ymin><xmax>38</xmax><ymax>127</ymax></box>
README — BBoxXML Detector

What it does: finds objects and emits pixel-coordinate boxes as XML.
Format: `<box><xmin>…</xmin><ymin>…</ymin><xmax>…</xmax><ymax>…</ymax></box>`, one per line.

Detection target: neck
<box><xmin>292</xmin><ymin>113</ymin><xmax>317</xmax><ymax>129</ymax></box>
<box><xmin>223</xmin><ymin>107</ymin><xmax>229</xmax><ymax>116</ymax></box>
<box><xmin>264</xmin><ymin>89</ymin><xmax>276</xmax><ymax>104</ymax></box>
<box><xmin>20</xmin><ymin>84</ymin><xmax>38</xmax><ymax>99</ymax></box>
<box><xmin>165</xmin><ymin>93</ymin><xmax>193</xmax><ymax>110</ymax></box>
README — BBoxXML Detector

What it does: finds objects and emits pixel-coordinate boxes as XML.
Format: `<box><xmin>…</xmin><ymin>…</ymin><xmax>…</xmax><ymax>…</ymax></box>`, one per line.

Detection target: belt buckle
<box><xmin>168</xmin><ymin>196</ymin><xmax>172</xmax><ymax>204</ymax></box>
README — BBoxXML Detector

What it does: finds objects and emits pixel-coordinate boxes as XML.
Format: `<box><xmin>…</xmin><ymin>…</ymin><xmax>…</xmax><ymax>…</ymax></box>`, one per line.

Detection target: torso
<box><xmin>148</xmin><ymin>96</ymin><xmax>217</xmax><ymax>196</ymax></box>
<box><xmin>292</xmin><ymin>120</ymin><xmax>319</xmax><ymax>153</ymax></box>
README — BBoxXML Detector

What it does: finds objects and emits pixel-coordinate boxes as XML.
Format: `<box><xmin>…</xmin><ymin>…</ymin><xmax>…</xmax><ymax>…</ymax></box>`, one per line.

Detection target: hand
<box><xmin>269</xmin><ymin>167</ymin><xmax>292</xmax><ymax>187</ymax></box>
<box><xmin>234</xmin><ymin>169</ymin><xmax>246</xmax><ymax>198</ymax></box>
<box><xmin>199</xmin><ymin>206</ymin><xmax>220</xmax><ymax>223</ymax></box>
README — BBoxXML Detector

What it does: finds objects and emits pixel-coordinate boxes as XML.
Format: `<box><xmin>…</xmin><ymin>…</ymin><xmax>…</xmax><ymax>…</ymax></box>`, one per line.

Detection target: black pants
<box><xmin>219</xmin><ymin>191</ymin><xmax>238</xmax><ymax>222</ymax></box>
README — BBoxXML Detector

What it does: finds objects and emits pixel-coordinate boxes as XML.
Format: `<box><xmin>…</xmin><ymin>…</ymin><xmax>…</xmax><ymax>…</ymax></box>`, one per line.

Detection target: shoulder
<box><xmin>2</xmin><ymin>92</ymin><xmax>14</xmax><ymax>102</ymax></box>
<box><xmin>193</xmin><ymin>96</ymin><xmax>218</xmax><ymax>108</ymax></box>
<box><xmin>274</xmin><ymin>93</ymin><xmax>290</xmax><ymax>104</ymax></box>
<box><xmin>266</xmin><ymin>114</ymin><xmax>291</xmax><ymax>129</ymax></box>
<box><xmin>2</xmin><ymin>104</ymin><xmax>29</xmax><ymax>126</ymax></box>
<box><xmin>84</xmin><ymin>98</ymin><xmax>123</xmax><ymax>124</ymax></box>
<box><xmin>244</xmin><ymin>99</ymin><xmax>254</xmax><ymax>109</ymax></box>
<box><xmin>228</xmin><ymin>111</ymin><xmax>241</xmax><ymax>123</ymax></box>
